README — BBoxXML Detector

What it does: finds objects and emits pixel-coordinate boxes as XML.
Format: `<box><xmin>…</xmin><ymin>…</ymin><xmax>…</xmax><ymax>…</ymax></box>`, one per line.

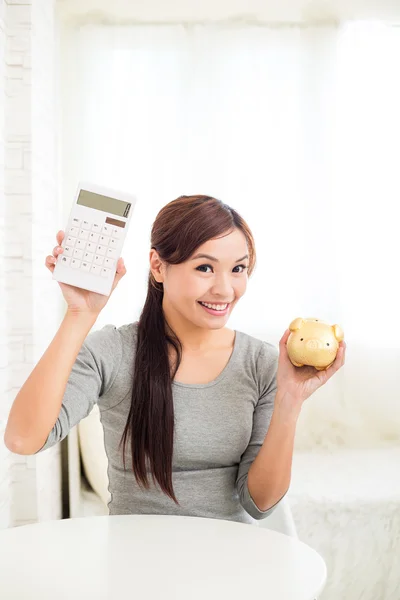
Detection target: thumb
<box><xmin>112</xmin><ymin>258</ymin><xmax>127</xmax><ymax>289</ymax></box>
<box><xmin>278</xmin><ymin>329</ymin><xmax>293</xmax><ymax>365</ymax></box>
<box><xmin>279</xmin><ymin>329</ymin><xmax>291</xmax><ymax>353</ymax></box>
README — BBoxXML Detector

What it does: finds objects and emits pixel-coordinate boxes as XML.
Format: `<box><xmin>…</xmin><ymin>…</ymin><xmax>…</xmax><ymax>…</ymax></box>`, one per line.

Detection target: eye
<box><xmin>196</xmin><ymin>264</ymin><xmax>213</xmax><ymax>273</ymax></box>
<box><xmin>195</xmin><ymin>264</ymin><xmax>248</xmax><ymax>274</ymax></box>
<box><xmin>233</xmin><ymin>264</ymin><xmax>248</xmax><ymax>273</ymax></box>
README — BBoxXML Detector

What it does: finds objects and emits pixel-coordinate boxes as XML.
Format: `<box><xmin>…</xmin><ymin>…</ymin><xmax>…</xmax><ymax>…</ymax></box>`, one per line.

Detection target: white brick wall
<box><xmin>0</xmin><ymin>0</ymin><xmax>63</xmax><ymax>529</ymax></box>
<box><xmin>0</xmin><ymin>0</ymin><xmax>10</xmax><ymax>532</ymax></box>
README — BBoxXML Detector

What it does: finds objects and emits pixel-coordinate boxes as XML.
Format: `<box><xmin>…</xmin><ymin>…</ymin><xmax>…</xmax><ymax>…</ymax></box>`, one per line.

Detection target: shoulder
<box><xmin>236</xmin><ymin>329</ymin><xmax>279</xmax><ymax>368</ymax></box>
<box><xmin>236</xmin><ymin>329</ymin><xmax>279</xmax><ymax>397</ymax></box>
<box><xmin>84</xmin><ymin>320</ymin><xmax>139</xmax><ymax>355</ymax></box>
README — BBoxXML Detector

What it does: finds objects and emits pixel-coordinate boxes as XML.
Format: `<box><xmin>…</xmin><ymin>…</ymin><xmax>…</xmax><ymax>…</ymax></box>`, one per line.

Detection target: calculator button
<box><xmin>104</xmin><ymin>258</ymin><xmax>115</xmax><ymax>268</ymax></box>
<box><xmin>78</xmin><ymin>229</ymin><xmax>89</xmax><ymax>240</ymax></box>
<box><xmin>68</xmin><ymin>226</ymin><xmax>79</xmax><ymax>237</ymax></box>
<box><xmin>63</xmin><ymin>246</ymin><xmax>73</xmax><ymax>257</ymax></box>
<box><xmin>99</xmin><ymin>235</ymin><xmax>109</xmax><ymax>246</ymax></box>
<box><xmin>90</xmin><ymin>265</ymin><xmax>101</xmax><ymax>275</ymax></box>
<box><xmin>71</xmin><ymin>217</ymin><xmax>81</xmax><ymax>227</ymax></box>
<box><xmin>109</xmin><ymin>237</ymin><xmax>118</xmax><ymax>249</ymax></box>
<box><xmin>59</xmin><ymin>256</ymin><xmax>71</xmax><ymax>267</ymax></box>
<box><xmin>76</xmin><ymin>239</ymin><xmax>86</xmax><ymax>250</ymax></box>
<box><xmin>83</xmin><ymin>251</ymin><xmax>94</xmax><ymax>262</ymax></box>
<box><xmin>92</xmin><ymin>223</ymin><xmax>101</xmax><ymax>232</ymax></box>
<box><xmin>88</xmin><ymin>232</ymin><xmax>99</xmax><ymax>243</ymax></box>
<box><xmin>102</xmin><ymin>225</ymin><xmax>112</xmax><ymax>236</ymax></box>
<box><xmin>71</xmin><ymin>259</ymin><xmax>81</xmax><ymax>269</ymax></box>
<box><xmin>106</xmin><ymin>248</ymin><xmax>117</xmax><ymax>259</ymax></box>
<box><xmin>86</xmin><ymin>242</ymin><xmax>96</xmax><ymax>252</ymax></box>
<box><xmin>80</xmin><ymin>262</ymin><xmax>91</xmax><ymax>272</ymax></box>
<box><xmin>66</xmin><ymin>236</ymin><xmax>77</xmax><ymax>247</ymax></box>
<box><xmin>112</xmin><ymin>227</ymin><xmax>123</xmax><ymax>239</ymax></box>
<box><xmin>96</xmin><ymin>244</ymin><xmax>107</xmax><ymax>256</ymax></box>
<box><xmin>73</xmin><ymin>249</ymin><xmax>83</xmax><ymax>260</ymax></box>
<box><xmin>94</xmin><ymin>254</ymin><xmax>104</xmax><ymax>265</ymax></box>
<box><xmin>101</xmin><ymin>267</ymin><xmax>111</xmax><ymax>278</ymax></box>
<box><xmin>81</xmin><ymin>220</ymin><xmax>91</xmax><ymax>230</ymax></box>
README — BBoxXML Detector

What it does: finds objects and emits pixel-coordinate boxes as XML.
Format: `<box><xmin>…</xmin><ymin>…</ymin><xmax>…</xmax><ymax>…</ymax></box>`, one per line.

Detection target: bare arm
<box><xmin>247</xmin><ymin>393</ymin><xmax>298</xmax><ymax>511</ymax></box>
<box><xmin>4</xmin><ymin>310</ymin><xmax>99</xmax><ymax>455</ymax></box>
<box><xmin>4</xmin><ymin>228</ymin><xmax>126</xmax><ymax>455</ymax></box>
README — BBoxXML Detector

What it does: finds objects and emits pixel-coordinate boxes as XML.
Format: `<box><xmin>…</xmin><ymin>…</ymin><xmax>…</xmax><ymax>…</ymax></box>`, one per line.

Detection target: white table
<box><xmin>0</xmin><ymin>515</ymin><xmax>327</xmax><ymax>599</ymax></box>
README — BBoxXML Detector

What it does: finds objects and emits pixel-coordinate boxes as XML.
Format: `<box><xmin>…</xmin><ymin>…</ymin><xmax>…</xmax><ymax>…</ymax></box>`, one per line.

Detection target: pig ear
<box><xmin>332</xmin><ymin>324</ymin><xmax>344</xmax><ymax>342</ymax></box>
<box><xmin>289</xmin><ymin>317</ymin><xmax>304</xmax><ymax>332</ymax></box>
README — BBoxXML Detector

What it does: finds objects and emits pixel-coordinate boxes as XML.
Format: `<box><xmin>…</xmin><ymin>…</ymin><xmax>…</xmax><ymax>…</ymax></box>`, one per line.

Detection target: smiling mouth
<box><xmin>197</xmin><ymin>301</ymin><xmax>232</xmax><ymax>312</ymax></box>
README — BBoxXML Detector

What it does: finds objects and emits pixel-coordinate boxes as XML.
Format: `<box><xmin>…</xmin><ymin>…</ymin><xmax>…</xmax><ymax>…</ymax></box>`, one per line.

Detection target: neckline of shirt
<box><xmin>172</xmin><ymin>329</ymin><xmax>241</xmax><ymax>389</ymax></box>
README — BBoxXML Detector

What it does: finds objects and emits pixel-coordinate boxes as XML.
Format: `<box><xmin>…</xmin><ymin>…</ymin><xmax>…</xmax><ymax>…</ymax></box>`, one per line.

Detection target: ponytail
<box><xmin>119</xmin><ymin>273</ymin><xmax>182</xmax><ymax>504</ymax></box>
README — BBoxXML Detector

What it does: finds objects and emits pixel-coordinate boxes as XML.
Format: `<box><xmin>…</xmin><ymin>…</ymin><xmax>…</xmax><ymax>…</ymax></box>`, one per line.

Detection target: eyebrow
<box><xmin>191</xmin><ymin>253</ymin><xmax>249</xmax><ymax>263</ymax></box>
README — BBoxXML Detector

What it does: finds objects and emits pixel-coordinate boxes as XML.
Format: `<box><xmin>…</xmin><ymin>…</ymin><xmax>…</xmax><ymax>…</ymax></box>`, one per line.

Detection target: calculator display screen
<box><xmin>77</xmin><ymin>189</ymin><xmax>131</xmax><ymax>218</ymax></box>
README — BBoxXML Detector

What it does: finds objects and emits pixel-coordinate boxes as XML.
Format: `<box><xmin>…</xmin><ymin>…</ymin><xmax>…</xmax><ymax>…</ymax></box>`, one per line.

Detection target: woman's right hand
<box><xmin>45</xmin><ymin>230</ymin><xmax>127</xmax><ymax>315</ymax></box>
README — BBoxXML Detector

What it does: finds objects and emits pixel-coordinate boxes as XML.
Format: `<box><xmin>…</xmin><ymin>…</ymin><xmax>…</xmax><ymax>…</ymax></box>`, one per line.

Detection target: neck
<box><xmin>162</xmin><ymin>298</ymin><xmax>225</xmax><ymax>352</ymax></box>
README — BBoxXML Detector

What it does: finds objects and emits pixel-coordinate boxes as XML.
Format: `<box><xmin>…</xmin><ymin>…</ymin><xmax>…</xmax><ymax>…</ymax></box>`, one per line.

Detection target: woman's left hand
<box><xmin>275</xmin><ymin>329</ymin><xmax>346</xmax><ymax>414</ymax></box>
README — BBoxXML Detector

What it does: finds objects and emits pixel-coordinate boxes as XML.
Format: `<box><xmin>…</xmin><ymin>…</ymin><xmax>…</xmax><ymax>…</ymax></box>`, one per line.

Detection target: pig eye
<box><xmin>300</xmin><ymin>338</ymin><xmax>303</xmax><ymax>341</ymax></box>
<box><xmin>327</xmin><ymin>343</ymin><xmax>330</xmax><ymax>346</ymax></box>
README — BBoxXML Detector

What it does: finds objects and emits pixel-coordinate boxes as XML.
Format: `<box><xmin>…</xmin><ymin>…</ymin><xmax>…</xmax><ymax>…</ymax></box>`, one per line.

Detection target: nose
<box><xmin>306</xmin><ymin>339</ymin><xmax>322</xmax><ymax>350</ymax></box>
<box><xmin>210</xmin><ymin>273</ymin><xmax>234</xmax><ymax>298</ymax></box>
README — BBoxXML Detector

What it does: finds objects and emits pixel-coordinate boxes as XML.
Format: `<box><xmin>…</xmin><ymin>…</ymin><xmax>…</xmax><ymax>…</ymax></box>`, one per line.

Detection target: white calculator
<box><xmin>53</xmin><ymin>181</ymin><xmax>137</xmax><ymax>296</ymax></box>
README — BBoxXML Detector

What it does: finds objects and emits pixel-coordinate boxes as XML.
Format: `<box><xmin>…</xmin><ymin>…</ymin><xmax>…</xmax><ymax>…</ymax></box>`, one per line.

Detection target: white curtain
<box><xmin>60</xmin><ymin>21</ymin><xmax>400</xmax><ymax>450</ymax></box>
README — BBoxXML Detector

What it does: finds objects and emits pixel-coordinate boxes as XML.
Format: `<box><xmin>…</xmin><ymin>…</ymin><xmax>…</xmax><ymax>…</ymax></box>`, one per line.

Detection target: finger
<box><xmin>111</xmin><ymin>258</ymin><xmax>126</xmax><ymax>290</ymax></box>
<box><xmin>45</xmin><ymin>255</ymin><xmax>56</xmax><ymax>271</ymax></box>
<box><xmin>330</xmin><ymin>342</ymin><xmax>346</xmax><ymax>373</ymax></box>
<box><xmin>340</xmin><ymin>341</ymin><xmax>346</xmax><ymax>366</ymax></box>
<box><xmin>116</xmin><ymin>257</ymin><xmax>126</xmax><ymax>273</ymax></box>
<box><xmin>279</xmin><ymin>329</ymin><xmax>291</xmax><ymax>346</ymax></box>
<box><xmin>336</xmin><ymin>341</ymin><xmax>345</xmax><ymax>364</ymax></box>
<box><xmin>52</xmin><ymin>245</ymin><xmax>64</xmax><ymax>258</ymax></box>
<box><xmin>56</xmin><ymin>230</ymin><xmax>65</xmax><ymax>246</ymax></box>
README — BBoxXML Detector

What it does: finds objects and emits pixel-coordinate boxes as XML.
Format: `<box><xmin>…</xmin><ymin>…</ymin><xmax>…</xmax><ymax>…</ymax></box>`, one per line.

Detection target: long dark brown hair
<box><xmin>119</xmin><ymin>195</ymin><xmax>256</xmax><ymax>504</ymax></box>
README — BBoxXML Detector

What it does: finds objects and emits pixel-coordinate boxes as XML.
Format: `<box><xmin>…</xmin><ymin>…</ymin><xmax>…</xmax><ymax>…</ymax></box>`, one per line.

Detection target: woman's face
<box><xmin>150</xmin><ymin>228</ymin><xmax>250</xmax><ymax>330</ymax></box>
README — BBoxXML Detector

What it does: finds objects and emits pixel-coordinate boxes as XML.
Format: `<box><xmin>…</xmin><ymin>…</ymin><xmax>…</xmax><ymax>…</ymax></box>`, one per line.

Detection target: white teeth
<box><xmin>200</xmin><ymin>302</ymin><xmax>228</xmax><ymax>311</ymax></box>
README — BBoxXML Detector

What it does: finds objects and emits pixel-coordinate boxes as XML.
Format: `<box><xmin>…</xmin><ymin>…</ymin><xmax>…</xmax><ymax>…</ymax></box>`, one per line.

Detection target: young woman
<box><xmin>4</xmin><ymin>195</ymin><xmax>345</xmax><ymax>524</ymax></box>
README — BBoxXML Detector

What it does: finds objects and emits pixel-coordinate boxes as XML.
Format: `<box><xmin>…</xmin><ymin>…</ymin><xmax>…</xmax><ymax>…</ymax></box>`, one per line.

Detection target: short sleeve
<box><xmin>236</xmin><ymin>341</ymin><xmax>287</xmax><ymax>520</ymax></box>
<box><xmin>35</xmin><ymin>324</ymin><xmax>122</xmax><ymax>454</ymax></box>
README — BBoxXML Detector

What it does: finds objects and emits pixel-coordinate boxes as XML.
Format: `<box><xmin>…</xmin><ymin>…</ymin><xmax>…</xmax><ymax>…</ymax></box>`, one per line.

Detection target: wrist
<box><xmin>64</xmin><ymin>308</ymin><xmax>99</xmax><ymax>329</ymax></box>
<box><xmin>65</xmin><ymin>307</ymin><xmax>100</xmax><ymax>319</ymax></box>
<box><xmin>273</xmin><ymin>389</ymin><xmax>303</xmax><ymax>423</ymax></box>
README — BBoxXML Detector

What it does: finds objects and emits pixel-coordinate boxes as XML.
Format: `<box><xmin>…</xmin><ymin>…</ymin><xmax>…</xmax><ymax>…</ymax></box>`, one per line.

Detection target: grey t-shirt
<box><xmin>36</xmin><ymin>321</ymin><xmax>285</xmax><ymax>524</ymax></box>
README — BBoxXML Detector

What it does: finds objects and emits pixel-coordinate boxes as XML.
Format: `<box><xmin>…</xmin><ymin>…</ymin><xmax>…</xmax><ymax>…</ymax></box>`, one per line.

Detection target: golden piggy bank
<box><xmin>287</xmin><ymin>317</ymin><xmax>344</xmax><ymax>370</ymax></box>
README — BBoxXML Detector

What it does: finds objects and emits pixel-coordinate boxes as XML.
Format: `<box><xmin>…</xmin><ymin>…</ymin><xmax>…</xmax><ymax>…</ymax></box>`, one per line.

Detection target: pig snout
<box><xmin>305</xmin><ymin>339</ymin><xmax>322</xmax><ymax>350</ymax></box>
